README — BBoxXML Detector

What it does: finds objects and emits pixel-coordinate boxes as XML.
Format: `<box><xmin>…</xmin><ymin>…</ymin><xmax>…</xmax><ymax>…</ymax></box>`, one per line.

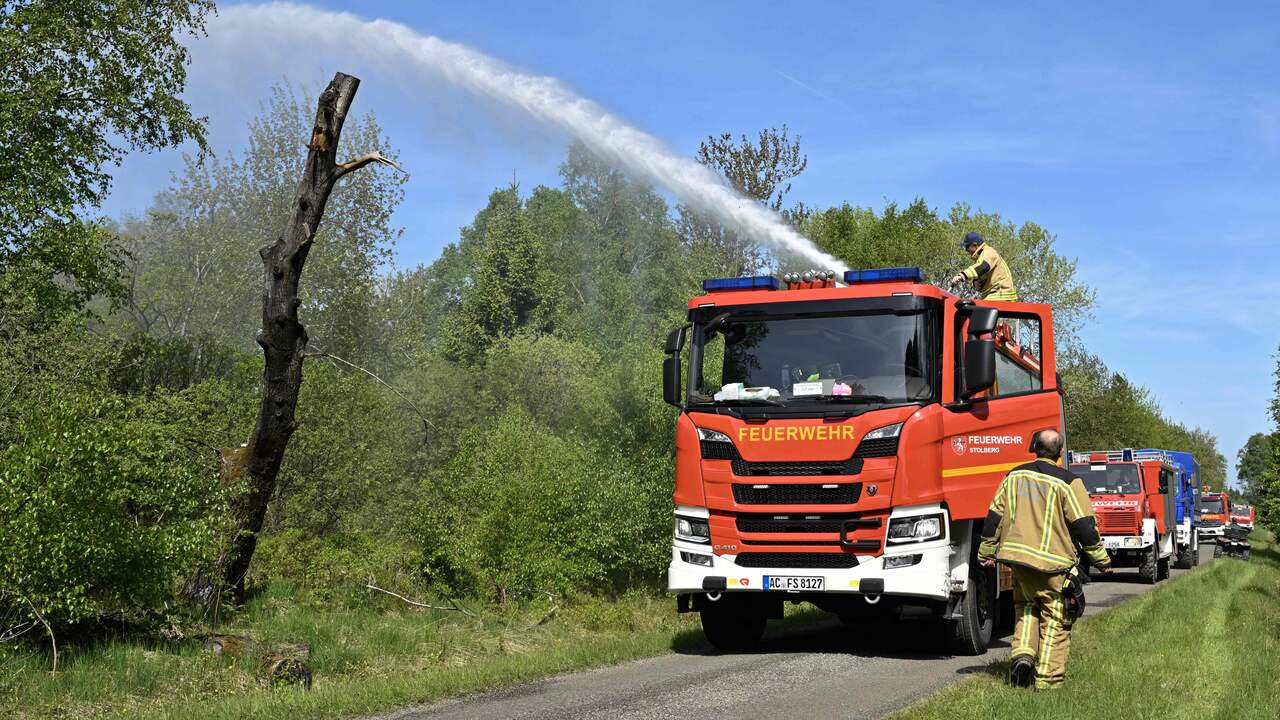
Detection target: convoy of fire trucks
<box><xmin>663</xmin><ymin>267</ymin><xmax>1256</xmax><ymax>652</ymax></box>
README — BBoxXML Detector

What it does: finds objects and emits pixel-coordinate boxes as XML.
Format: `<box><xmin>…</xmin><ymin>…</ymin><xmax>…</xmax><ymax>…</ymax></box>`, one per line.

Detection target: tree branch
<box><xmin>304</xmin><ymin>350</ymin><xmax>438</xmax><ymax>436</ymax></box>
<box><xmin>334</xmin><ymin>152</ymin><xmax>404</xmax><ymax>181</ymax></box>
<box><xmin>22</xmin><ymin>596</ymin><xmax>56</xmax><ymax>673</ymax></box>
<box><xmin>362</xmin><ymin>582</ymin><xmax>476</xmax><ymax>617</ymax></box>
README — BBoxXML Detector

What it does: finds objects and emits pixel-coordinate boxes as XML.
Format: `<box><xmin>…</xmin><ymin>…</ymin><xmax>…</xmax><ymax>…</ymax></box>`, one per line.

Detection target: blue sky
<box><xmin>101</xmin><ymin>1</ymin><xmax>1280</xmax><ymax>484</ymax></box>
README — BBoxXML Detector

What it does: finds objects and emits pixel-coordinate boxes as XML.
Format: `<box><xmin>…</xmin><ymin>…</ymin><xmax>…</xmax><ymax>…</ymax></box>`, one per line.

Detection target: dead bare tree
<box><xmin>217</xmin><ymin>72</ymin><xmax>400</xmax><ymax>601</ymax></box>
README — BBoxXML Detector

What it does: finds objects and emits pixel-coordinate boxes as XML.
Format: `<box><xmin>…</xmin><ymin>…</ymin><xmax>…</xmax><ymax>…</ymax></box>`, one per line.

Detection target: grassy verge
<box><xmin>892</xmin><ymin>529</ymin><xmax>1280</xmax><ymax>720</ymax></box>
<box><xmin>0</xmin><ymin>586</ymin><xmax>713</xmax><ymax>720</ymax></box>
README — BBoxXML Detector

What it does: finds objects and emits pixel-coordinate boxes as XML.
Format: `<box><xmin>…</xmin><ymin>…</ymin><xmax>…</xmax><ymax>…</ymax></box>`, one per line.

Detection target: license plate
<box><xmin>763</xmin><ymin>575</ymin><xmax>824</xmax><ymax>591</ymax></box>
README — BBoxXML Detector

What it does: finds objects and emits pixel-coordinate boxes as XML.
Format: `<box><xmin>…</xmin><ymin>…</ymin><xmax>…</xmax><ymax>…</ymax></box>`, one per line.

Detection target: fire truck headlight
<box><xmin>886</xmin><ymin>514</ymin><xmax>944</xmax><ymax>544</ymax></box>
<box><xmin>862</xmin><ymin>423</ymin><xmax>903</xmax><ymax>441</ymax></box>
<box><xmin>675</xmin><ymin>516</ymin><xmax>711</xmax><ymax>543</ymax></box>
<box><xmin>697</xmin><ymin>428</ymin><xmax>733</xmax><ymax>443</ymax></box>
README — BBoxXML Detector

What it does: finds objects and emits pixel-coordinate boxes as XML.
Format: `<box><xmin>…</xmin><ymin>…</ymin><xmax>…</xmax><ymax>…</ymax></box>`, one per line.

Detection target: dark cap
<box><xmin>962</xmin><ymin>231</ymin><xmax>984</xmax><ymax>247</ymax></box>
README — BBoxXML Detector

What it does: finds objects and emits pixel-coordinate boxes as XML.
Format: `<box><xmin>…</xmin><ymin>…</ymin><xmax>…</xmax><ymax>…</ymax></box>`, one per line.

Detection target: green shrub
<box><xmin>250</xmin><ymin>529</ymin><xmax>419</xmax><ymax>601</ymax></box>
<box><xmin>0</xmin><ymin>392</ymin><xmax>229</xmax><ymax>629</ymax></box>
<box><xmin>416</xmin><ymin>408</ymin><xmax>669</xmax><ymax>598</ymax></box>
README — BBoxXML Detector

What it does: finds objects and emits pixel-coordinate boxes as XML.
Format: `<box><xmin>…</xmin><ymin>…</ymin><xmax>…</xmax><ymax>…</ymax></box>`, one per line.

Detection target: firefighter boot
<box><xmin>1008</xmin><ymin>656</ymin><xmax>1035</xmax><ymax>688</ymax></box>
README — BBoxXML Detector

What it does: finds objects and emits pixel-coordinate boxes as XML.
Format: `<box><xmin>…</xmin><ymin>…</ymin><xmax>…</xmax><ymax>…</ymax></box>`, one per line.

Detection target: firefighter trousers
<box><xmin>1009</xmin><ymin>565</ymin><xmax>1072</xmax><ymax>688</ymax></box>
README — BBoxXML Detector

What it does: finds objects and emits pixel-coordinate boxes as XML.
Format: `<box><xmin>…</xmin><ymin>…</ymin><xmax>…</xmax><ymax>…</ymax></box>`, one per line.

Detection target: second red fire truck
<box><xmin>1067</xmin><ymin>449</ymin><xmax>1177</xmax><ymax>584</ymax></box>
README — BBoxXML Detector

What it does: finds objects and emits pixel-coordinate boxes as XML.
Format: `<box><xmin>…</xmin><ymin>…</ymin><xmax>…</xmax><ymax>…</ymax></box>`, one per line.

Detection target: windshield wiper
<box><xmin>815</xmin><ymin>394</ymin><xmax>889</xmax><ymax>404</ymax></box>
<box><xmin>691</xmin><ymin>397</ymin><xmax>785</xmax><ymax>407</ymax></box>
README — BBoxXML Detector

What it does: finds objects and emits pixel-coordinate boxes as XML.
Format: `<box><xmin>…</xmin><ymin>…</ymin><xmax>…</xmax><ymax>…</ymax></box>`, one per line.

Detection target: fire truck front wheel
<box><xmin>1138</xmin><ymin>543</ymin><xmax>1159</xmax><ymax>584</ymax></box>
<box><xmin>947</xmin><ymin>558</ymin><xmax>996</xmax><ymax>655</ymax></box>
<box><xmin>700</xmin><ymin>599</ymin><xmax>766</xmax><ymax>651</ymax></box>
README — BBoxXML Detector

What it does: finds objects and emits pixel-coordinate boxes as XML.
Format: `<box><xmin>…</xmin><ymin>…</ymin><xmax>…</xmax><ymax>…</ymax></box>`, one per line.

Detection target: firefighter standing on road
<box><xmin>978</xmin><ymin>430</ymin><xmax>1111</xmax><ymax>690</ymax></box>
<box><xmin>949</xmin><ymin>231</ymin><xmax>1018</xmax><ymax>300</ymax></box>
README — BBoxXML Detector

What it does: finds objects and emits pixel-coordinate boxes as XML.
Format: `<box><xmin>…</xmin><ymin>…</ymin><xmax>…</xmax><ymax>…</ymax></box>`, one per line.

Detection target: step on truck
<box><xmin>1067</xmin><ymin>449</ymin><xmax>1177</xmax><ymax>584</ymax></box>
<box><xmin>662</xmin><ymin>267</ymin><xmax>1062</xmax><ymax>654</ymax></box>
<box><xmin>1198</xmin><ymin>487</ymin><xmax>1230</xmax><ymax>539</ymax></box>
<box><xmin>1141</xmin><ymin>448</ymin><xmax>1201</xmax><ymax>568</ymax></box>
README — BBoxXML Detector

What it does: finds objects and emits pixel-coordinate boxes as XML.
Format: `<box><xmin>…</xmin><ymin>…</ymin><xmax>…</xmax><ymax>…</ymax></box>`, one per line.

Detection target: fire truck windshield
<box><xmin>1200</xmin><ymin>498</ymin><xmax>1224</xmax><ymax>513</ymax></box>
<box><xmin>688</xmin><ymin>309</ymin><xmax>937</xmax><ymax>409</ymax></box>
<box><xmin>1071</xmin><ymin>464</ymin><xmax>1141</xmax><ymax>495</ymax></box>
<box><xmin>1232</xmin><ymin>504</ymin><xmax>1249</xmax><ymax>514</ymax></box>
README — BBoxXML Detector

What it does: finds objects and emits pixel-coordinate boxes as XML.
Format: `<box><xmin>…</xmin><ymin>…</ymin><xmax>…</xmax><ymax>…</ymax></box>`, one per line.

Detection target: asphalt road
<box><xmin>372</xmin><ymin>545</ymin><xmax>1213</xmax><ymax>720</ymax></box>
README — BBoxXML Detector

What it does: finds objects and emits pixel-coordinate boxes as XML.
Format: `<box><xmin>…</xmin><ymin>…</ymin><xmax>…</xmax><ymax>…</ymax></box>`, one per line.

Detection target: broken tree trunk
<box><xmin>217</xmin><ymin>72</ymin><xmax>398</xmax><ymax>601</ymax></box>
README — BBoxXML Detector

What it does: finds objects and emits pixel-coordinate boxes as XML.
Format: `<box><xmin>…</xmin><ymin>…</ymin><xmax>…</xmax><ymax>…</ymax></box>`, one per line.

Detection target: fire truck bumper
<box><xmin>1102</xmin><ymin>535</ymin><xmax>1151</xmax><ymax>551</ymax></box>
<box><xmin>1199</xmin><ymin>526</ymin><xmax>1225</xmax><ymax>538</ymax></box>
<box><xmin>667</xmin><ymin>539</ymin><xmax>955</xmax><ymax>602</ymax></box>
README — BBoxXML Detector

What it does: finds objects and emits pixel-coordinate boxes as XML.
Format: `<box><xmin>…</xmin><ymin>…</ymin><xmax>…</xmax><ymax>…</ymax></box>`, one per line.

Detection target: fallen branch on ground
<box><xmin>362</xmin><ymin>581</ymin><xmax>478</xmax><ymax>617</ymax></box>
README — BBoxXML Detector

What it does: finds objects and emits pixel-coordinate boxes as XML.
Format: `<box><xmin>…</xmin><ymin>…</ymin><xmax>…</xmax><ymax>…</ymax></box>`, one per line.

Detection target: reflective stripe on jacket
<box><xmin>978</xmin><ymin>459</ymin><xmax>1111</xmax><ymax>573</ymax></box>
<box><xmin>961</xmin><ymin>242</ymin><xmax>1018</xmax><ymax>301</ymax></box>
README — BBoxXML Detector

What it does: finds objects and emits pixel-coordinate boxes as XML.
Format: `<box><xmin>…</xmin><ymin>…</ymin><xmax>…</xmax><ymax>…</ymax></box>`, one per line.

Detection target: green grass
<box><xmin>0</xmin><ymin>586</ymin><xmax>711</xmax><ymax>720</ymax></box>
<box><xmin>892</xmin><ymin>529</ymin><xmax>1280</xmax><ymax>720</ymax></box>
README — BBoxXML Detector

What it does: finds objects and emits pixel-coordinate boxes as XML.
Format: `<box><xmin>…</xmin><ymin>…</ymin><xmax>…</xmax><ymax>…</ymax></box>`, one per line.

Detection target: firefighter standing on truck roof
<box><xmin>949</xmin><ymin>231</ymin><xmax>1018</xmax><ymax>300</ymax></box>
<box><xmin>978</xmin><ymin>430</ymin><xmax>1111</xmax><ymax>690</ymax></box>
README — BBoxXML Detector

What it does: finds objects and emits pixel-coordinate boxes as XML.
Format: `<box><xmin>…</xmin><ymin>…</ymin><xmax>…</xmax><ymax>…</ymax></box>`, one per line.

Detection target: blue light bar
<box><xmin>1122</xmin><ymin>448</ymin><xmax>1134</xmax><ymax>462</ymax></box>
<box><xmin>702</xmin><ymin>275</ymin><xmax>781</xmax><ymax>292</ymax></box>
<box><xmin>843</xmin><ymin>266</ymin><xmax>924</xmax><ymax>284</ymax></box>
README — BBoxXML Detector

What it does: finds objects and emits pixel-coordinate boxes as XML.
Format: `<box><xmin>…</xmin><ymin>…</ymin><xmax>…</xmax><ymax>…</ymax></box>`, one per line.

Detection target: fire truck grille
<box><xmin>731</xmin><ymin>456</ymin><xmax>862</xmax><ymax>477</ymax></box>
<box><xmin>736</xmin><ymin>513</ymin><xmax>873</xmax><ymax>534</ymax></box>
<box><xmin>732</xmin><ymin>483</ymin><xmax>860</xmax><ymax>505</ymax></box>
<box><xmin>1200</xmin><ymin>518</ymin><xmax>1222</xmax><ymax>527</ymax></box>
<box><xmin>1096</xmin><ymin>510</ymin><xmax>1141</xmax><ymax>535</ymax></box>
<box><xmin>854</xmin><ymin>437</ymin><xmax>899</xmax><ymax>458</ymax></box>
<box><xmin>734</xmin><ymin>552</ymin><xmax>860</xmax><ymax>569</ymax></box>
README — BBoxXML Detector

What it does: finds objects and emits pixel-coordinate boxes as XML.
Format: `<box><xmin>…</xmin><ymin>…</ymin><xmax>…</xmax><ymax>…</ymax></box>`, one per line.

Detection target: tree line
<box><xmin>0</xmin><ymin>0</ymin><xmax>1228</xmax><ymax>644</ymax></box>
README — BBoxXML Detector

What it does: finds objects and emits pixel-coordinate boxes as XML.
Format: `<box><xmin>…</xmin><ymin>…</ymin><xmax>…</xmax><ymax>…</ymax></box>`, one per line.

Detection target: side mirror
<box><xmin>962</xmin><ymin>338</ymin><xmax>996</xmax><ymax>398</ymax></box>
<box><xmin>664</xmin><ymin>326</ymin><xmax>687</xmax><ymax>355</ymax></box>
<box><xmin>663</xmin><ymin>354</ymin><xmax>682</xmax><ymax>407</ymax></box>
<box><xmin>967</xmin><ymin>306</ymin><xmax>999</xmax><ymax>336</ymax></box>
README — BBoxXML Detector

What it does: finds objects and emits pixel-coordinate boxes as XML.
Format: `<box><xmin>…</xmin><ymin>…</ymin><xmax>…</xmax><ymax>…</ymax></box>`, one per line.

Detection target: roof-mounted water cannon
<box><xmin>781</xmin><ymin>269</ymin><xmax>839</xmax><ymax>289</ymax></box>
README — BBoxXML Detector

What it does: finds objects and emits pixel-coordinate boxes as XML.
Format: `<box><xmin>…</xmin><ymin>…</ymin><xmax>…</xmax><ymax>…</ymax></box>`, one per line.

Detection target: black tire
<box><xmin>1157</xmin><ymin>555</ymin><xmax>1170</xmax><ymax>581</ymax></box>
<box><xmin>948</xmin><ymin>556</ymin><xmax>997</xmax><ymax>655</ymax></box>
<box><xmin>1174</xmin><ymin>546</ymin><xmax>1192</xmax><ymax>570</ymax></box>
<box><xmin>700</xmin><ymin>602</ymin><xmax>766</xmax><ymax>651</ymax></box>
<box><xmin>1213</xmin><ymin>543</ymin><xmax>1223</xmax><ymax>559</ymax></box>
<box><xmin>1192</xmin><ymin>535</ymin><xmax>1201</xmax><ymax>566</ymax></box>
<box><xmin>1138</xmin><ymin>543</ymin><xmax>1158</xmax><ymax>584</ymax></box>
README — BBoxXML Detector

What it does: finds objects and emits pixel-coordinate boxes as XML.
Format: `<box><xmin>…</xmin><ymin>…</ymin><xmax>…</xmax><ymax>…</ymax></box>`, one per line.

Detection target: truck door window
<box><xmin>963</xmin><ymin>313</ymin><xmax>1042</xmax><ymax>399</ymax></box>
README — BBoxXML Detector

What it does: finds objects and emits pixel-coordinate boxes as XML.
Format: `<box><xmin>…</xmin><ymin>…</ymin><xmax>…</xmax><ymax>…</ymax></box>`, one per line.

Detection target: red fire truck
<box><xmin>1067</xmin><ymin>449</ymin><xmax>1177</xmax><ymax>584</ymax></box>
<box><xmin>1229</xmin><ymin>502</ymin><xmax>1255</xmax><ymax>530</ymax></box>
<box><xmin>663</xmin><ymin>267</ymin><xmax>1061</xmax><ymax>654</ymax></box>
<box><xmin>1198</xmin><ymin>487</ymin><xmax>1230</xmax><ymax>539</ymax></box>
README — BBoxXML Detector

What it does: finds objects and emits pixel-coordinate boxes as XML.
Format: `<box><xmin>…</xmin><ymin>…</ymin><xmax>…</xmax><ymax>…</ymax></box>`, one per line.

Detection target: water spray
<box><xmin>212</xmin><ymin>3</ymin><xmax>849</xmax><ymax>273</ymax></box>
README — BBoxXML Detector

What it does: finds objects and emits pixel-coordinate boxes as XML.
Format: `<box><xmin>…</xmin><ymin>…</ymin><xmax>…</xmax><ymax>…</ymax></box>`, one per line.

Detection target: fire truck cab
<box><xmin>1229</xmin><ymin>502</ymin><xmax>1255</xmax><ymax>530</ymax></box>
<box><xmin>664</xmin><ymin>267</ymin><xmax>1062</xmax><ymax>654</ymax></box>
<box><xmin>1068</xmin><ymin>449</ymin><xmax>1177</xmax><ymax>584</ymax></box>
<box><xmin>1198</xmin><ymin>488</ymin><xmax>1230</xmax><ymax>539</ymax></box>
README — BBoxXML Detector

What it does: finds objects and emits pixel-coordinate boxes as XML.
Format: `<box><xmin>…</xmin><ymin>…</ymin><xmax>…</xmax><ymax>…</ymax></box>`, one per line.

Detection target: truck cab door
<box><xmin>940</xmin><ymin>300</ymin><xmax>1062</xmax><ymax>519</ymax></box>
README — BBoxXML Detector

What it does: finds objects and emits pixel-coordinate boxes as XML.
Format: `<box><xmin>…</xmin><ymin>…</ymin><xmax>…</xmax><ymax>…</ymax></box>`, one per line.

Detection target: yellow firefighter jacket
<box><xmin>961</xmin><ymin>242</ymin><xmax>1018</xmax><ymax>301</ymax></box>
<box><xmin>978</xmin><ymin>460</ymin><xmax>1111</xmax><ymax>573</ymax></box>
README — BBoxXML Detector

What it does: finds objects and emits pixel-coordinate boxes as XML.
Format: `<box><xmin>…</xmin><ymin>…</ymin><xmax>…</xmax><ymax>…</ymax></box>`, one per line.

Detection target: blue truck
<box><xmin>1142</xmin><ymin>448</ymin><xmax>1201</xmax><ymax>568</ymax></box>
